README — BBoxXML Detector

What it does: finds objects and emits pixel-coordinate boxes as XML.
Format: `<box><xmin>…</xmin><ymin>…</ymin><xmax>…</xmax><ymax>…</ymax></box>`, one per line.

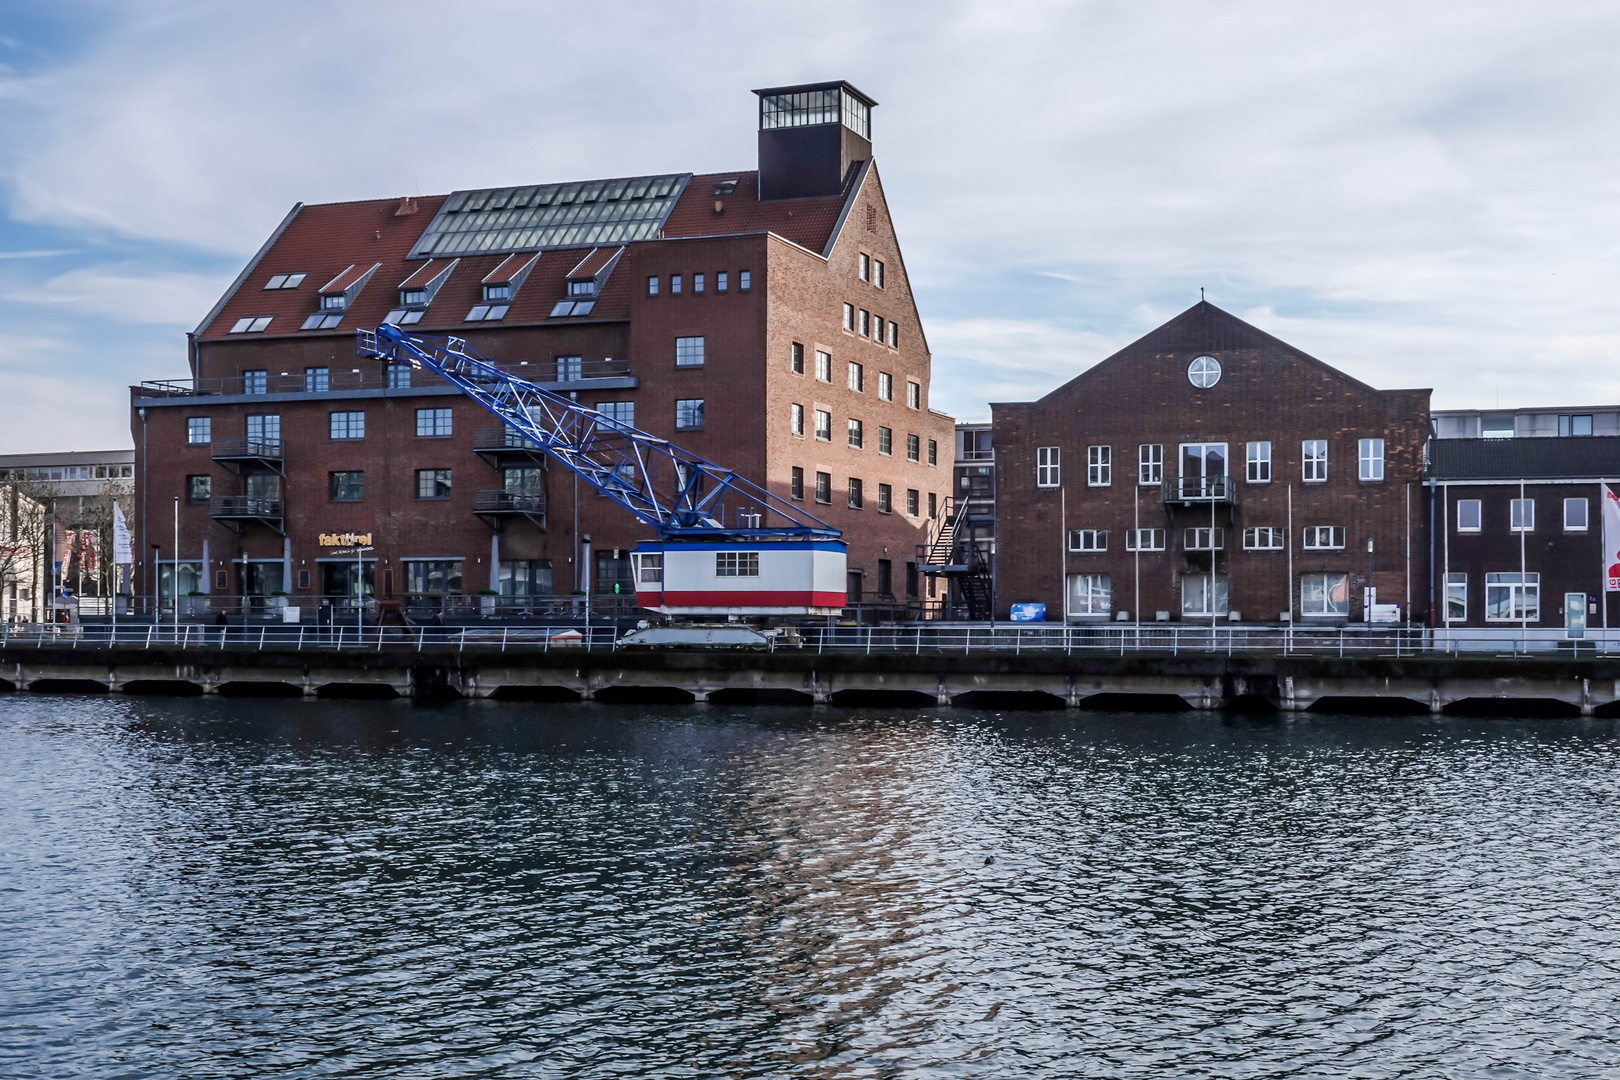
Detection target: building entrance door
<box><xmin>1566</xmin><ymin>592</ymin><xmax>1588</xmax><ymax>639</ymax></box>
<box><xmin>1178</xmin><ymin>443</ymin><xmax>1227</xmax><ymax>499</ymax></box>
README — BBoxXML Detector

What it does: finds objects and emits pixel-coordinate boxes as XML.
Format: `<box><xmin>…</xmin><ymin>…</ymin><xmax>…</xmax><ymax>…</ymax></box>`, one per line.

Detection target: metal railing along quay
<box><xmin>2</xmin><ymin>622</ymin><xmax>1611</xmax><ymax>658</ymax></box>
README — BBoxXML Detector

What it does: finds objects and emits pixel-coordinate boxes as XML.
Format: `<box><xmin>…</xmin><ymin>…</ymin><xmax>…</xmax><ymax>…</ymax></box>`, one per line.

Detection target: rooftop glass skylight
<box><xmin>409</xmin><ymin>174</ymin><xmax>689</xmax><ymax>258</ymax></box>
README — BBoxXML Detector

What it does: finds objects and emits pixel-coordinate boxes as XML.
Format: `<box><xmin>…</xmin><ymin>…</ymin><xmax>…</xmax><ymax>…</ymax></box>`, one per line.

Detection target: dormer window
<box><xmin>568</xmin><ymin>280</ymin><xmax>596</xmax><ymax>297</ymax></box>
<box><xmin>713</xmin><ymin>178</ymin><xmax>739</xmax><ymax>196</ymax></box>
<box><xmin>304</xmin><ymin>262</ymin><xmax>379</xmax><ymax>331</ymax></box>
<box><xmin>551</xmin><ymin>245</ymin><xmax>621</xmax><ymax>318</ymax></box>
<box><xmin>467</xmin><ymin>253</ymin><xmax>537</xmax><ymax>322</ymax></box>
<box><xmin>384</xmin><ymin>258</ymin><xmax>458</xmax><ymax>327</ymax></box>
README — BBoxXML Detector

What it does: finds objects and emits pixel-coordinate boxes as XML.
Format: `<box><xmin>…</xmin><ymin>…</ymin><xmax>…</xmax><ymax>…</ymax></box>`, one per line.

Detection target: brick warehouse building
<box><xmin>991</xmin><ymin>302</ymin><xmax>1431</xmax><ymax>625</ymax></box>
<box><xmin>130</xmin><ymin>82</ymin><xmax>954</xmax><ymax>619</ymax></box>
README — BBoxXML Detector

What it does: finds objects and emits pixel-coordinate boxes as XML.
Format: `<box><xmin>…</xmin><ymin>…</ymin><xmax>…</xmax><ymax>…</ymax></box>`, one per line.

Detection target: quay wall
<box><xmin>3</xmin><ymin>645</ymin><xmax>1620</xmax><ymax>715</ymax></box>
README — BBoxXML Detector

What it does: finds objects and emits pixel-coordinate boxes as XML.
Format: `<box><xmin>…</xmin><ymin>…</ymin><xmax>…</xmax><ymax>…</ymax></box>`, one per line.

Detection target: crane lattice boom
<box><xmin>357</xmin><ymin>324</ymin><xmax>838</xmax><ymax>542</ymax></box>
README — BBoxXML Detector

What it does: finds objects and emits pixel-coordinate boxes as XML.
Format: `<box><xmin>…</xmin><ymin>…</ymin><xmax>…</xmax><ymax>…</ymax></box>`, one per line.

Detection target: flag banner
<box><xmin>113</xmin><ymin>502</ymin><xmax>133</xmax><ymax>564</ymax></box>
<box><xmin>80</xmin><ymin>530</ymin><xmax>97</xmax><ymax>574</ymax></box>
<box><xmin>53</xmin><ymin>518</ymin><xmax>67</xmax><ymax>567</ymax></box>
<box><xmin>1605</xmin><ymin>485</ymin><xmax>1620</xmax><ymax>592</ymax></box>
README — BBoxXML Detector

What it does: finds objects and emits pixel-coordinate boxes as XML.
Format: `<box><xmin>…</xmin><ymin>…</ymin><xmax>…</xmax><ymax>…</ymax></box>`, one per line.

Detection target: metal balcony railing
<box><xmin>210</xmin><ymin>496</ymin><xmax>284</xmax><ymax>518</ymax></box>
<box><xmin>472</xmin><ymin>490</ymin><xmax>547</xmax><ymax>514</ymax></box>
<box><xmin>135</xmin><ymin>357</ymin><xmax>632</xmax><ymax>399</ymax></box>
<box><xmin>473</xmin><ymin>427</ymin><xmax>542</xmax><ymax>452</ymax></box>
<box><xmin>1160</xmin><ymin>476</ymin><xmax>1238</xmax><ymax>504</ymax></box>
<box><xmin>210</xmin><ymin>436</ymin><xmax>283</xmax><ymax>461</ymax></box>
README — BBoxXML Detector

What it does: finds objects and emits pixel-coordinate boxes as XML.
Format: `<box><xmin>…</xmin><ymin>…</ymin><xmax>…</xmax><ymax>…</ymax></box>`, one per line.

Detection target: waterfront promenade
<box><xmin>4</xmin><ymin>623</ymin><xmax>1617</xmax><ymax>714</ymax></box>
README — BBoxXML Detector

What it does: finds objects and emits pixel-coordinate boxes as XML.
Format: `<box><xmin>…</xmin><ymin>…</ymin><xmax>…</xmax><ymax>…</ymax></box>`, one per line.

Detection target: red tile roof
<box><xmin>198</xmin><ymin>166</ymin><xmax>855</xmax><ymax>344</ymax></box>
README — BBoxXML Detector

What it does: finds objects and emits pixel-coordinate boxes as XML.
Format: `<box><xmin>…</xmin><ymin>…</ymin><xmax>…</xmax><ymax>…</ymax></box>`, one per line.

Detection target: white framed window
<box><xmin>848</xmin><ymin>477</ymin><xmax>863</xmax><ymax>509</ymax></box>
<box><xmin>1456</xmin><ymin>499</ymin><xmax>1482</xmax><ymax>532</ymax></box>
<box><xmin>739</xmin><ymin>271</ymin><xmax>751</xmax><ymax>292</ymax></box>
<box><xmin>1138</xmin><ymin>444</ymin><xmax>1163</xmax><ymax>485</ymax></box>
<box><xmin>555</xmin><ymin>355</ymin><xmax>584</xmax><ymax>381</ymax></box>
<box><xmin>717</xmin><ymin>272</ymin><xmax>728</xmax><ymax>293</ymax></box>
<box><xmin>859</xmin><ymin>253</ymin><xmax>871</xmax><ymax>281</ymax></box>
<box><xmin>671</xmin><ymin>274</ymin><xmax>682</xmax><ymax>295</ymax></box>
<box><xmin>790</xmin><ymin>403</ymin><xmax>804</xmax><ymax>436</ymax></box>
<box><xmin>1510</xmin><ymin>498</ymin><xmax>1535</xmax><ymax>532</ymax></box>
<box><xmin>647</xmin><ymin>276</ymin><xmax>659</xmax><ymax>296</ymax></box>
<box><xmin>1303</xmin><ymin>525</ymin><xmax>1345</xmax><ymax>550</ymax></box>
<box><xmin>874</xmin><ymin>260</ymin><xmax>885</xmax><ymax>288</ymax></box>
<box><xmin>329</xmin><ymin>411</ymin><xmax>365</xmax><ymax>440</ymax></box>
<box><xmin>847</xmin><ymin>362</ymin><xmax>864</xmax><ymax>392</ymax></box>
<box><xmin>415</xmin><ymin>407</ymin><xmax>452</xmax><ymax>437</ymax></box>
<box><xmin>675</xmin><ymin>336</ymin><xmax>705</xmax><ymax>367</ymax></box>
<box><xmin>877</xmin><ymin>484</ymin><xmax>892</xmax><ymax>513</ymax></box>
<box><xmin>1087</xmin><ymin>445</ymin><xmax>1111</xmax><ymax>487</ymax></box>
<box><xmin>888</xmin><ymin>322</ymin><xmax>898</xmax><ymax>348</ymax></box>
<box><xmin>1486</xmin><ymin>572</ymin><xmax>1539</xmax><ymax>621</ymax></box>
<box><xmin>716</xmin><ymin>552</ymin><xmax>760</xmax><ymax>577</ymax></box>
<box><xmin>1036</xmin><ymin>446</ymin><xmax>1061</xmax><ymax>488</ymax></box>
<box><xmin>1068</xmin><ymin>529</ymin><xmax>1107</xmax><ymax>552</ymax></box>
<box><xmin>1446</xmin><ymin>572</ymin><xmax>1467</xmax><ymax>622</ymax></box>
<box><xmin>815</xmin><ymin>350</ymin><xmax>832</xmax><ymax>382</ymax></box>
<box><xmin>842</xmin><ymin>303</ymin><xmax>855</xmax><ymax>331</ymax></box>
<box><xmin>1247</xmin><ymin>441</ymin><xmax>1271</xmax><ymax>484</ymax></box>
<box><xmin>1359</xmin><ymin>438</ymin><xmax>1385</xmax><ymax>481</ymax></box>
<box><xmin>1184</xmin><ymin>527</ymin><xmax>1224</xmax><ymax>551</ymax></box>
<box><xmin>791</xmin><ymin>342</ymin><xmax>804</xmax><ymax>374</ymax></box>
<box><xmin>1243</xmin><ymin>527</ymin><xmax>1285</xmax><ymax>550</ymax></box>
<box><xmin>1181</xmin><ymin>574</ymin><xmax>1228</xmax><ymax>616</ymax></box>
<box><xmin>1301</xmin><ymin>572</ymin><xmax>1349</xmax><ymax>616</ymax></box>
<box><xmin>878</xmin><ymin>426</ymin><xmax>892</xmax><ymax>455</ymax></box>
<box><xmin>1302</xmin><ymin>439</ymin><xmax>1328</xmax><ymax>482</ymax></box>
<box><xmin>848</xmin><ymin>418</ymin><xmax>863</xmax><ymax>449</ymax></box>
<box><xmin>1125</xmin><ymin>528</ymin><xmax>1165</xmax><ymax>552</ymax></box>
<box><xmin>906</xmin><ymin>381</ymin><xmax>921</xmax><ymax>409</ymax></box>
<box><xmin>878</xmin><ymin>372</ymin><xmax>893</xmax><ymax>401</ymax></box>
<box><xmin>815</xmin><ymin>409</ymin><xmax>832</xmax><ymax>441</ymax></box>
<box><xmin>1565</xmin><ymin>497</ymin><xmax>1589</xmax><ymax>531</ymax></box>
<box><xmin>186</xmin><ymin>417</ymin><xmax>211</xmax><ymax>445</ymax></box>
<box><xmin>1067</xmin><ymin>573</ymin><xmax>1112</xmax><ymax>617</ymax></box>
<box><xmin>858</xmin><ymin>309</ymin><xmax>870</xmax><ymax>337</ymax></box>
<box><xmin>906</xmin><ymin>434</ymin><xmax>920</xmax><ymax>462</ymax></box>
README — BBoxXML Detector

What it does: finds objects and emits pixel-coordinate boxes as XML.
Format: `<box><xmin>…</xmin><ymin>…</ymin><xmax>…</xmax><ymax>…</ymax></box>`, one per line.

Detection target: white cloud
<box><xmin>1</xmin><ymin>0</ymin><xmax>1620</xmax><ymax>436</ymax></box>
<box><xmin>2</xmin><ymin>265</ymin><xmax>229</xmax><ymax>326</ymax></box>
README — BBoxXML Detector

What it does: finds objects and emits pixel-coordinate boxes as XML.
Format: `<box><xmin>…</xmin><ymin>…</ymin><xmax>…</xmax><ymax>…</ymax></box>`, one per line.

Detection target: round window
<box><xmin>1187</xmin><ymin>356</ymin><xmax>1221</xmax><ymax>389</ymax></box>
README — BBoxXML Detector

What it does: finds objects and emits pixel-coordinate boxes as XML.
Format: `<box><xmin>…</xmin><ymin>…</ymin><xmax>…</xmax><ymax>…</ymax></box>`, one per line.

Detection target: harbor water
<box><xmin>3</xmin><ymin>695</ymin><xmax>1619</xmax><ymax>1077</ymax></box>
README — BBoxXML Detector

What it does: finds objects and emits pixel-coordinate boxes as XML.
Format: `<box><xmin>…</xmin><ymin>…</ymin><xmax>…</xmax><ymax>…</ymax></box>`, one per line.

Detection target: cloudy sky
<box><xmin>1</xmin><ymin>0</ymin><xmax>1618</xmax><ymax>452</ymax></box>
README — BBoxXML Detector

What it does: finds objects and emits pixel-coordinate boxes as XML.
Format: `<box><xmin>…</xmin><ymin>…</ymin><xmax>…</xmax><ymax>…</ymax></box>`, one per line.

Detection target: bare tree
<box><xmin>0</xmin><ymin>485</ymin><xmax>48</xmax><ymax>622</ymax></box>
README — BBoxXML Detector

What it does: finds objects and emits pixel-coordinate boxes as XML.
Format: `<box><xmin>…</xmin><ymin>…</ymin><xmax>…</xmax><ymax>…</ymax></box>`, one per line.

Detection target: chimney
<box><xmin>753</xmin><ymin>81</ymin><xmax>876</xmax><ymax>201</ymax></box>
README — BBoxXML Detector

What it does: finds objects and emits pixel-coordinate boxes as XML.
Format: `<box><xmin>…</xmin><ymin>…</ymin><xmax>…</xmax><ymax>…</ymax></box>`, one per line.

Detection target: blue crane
<box><xmin>355</xmin><ymin>324</ymin><xmax>838</xmax><ymax>542</ymax></box>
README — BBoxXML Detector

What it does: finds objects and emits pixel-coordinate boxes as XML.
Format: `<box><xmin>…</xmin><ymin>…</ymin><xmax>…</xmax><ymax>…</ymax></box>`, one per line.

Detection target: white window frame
<box><xmin>1067</xmin><ymin>529</ymin><xmax>1107</xmax><ymax>552</ymax></box>
<box><xmin>1445</xmin><ymin>572</ymin><xmax>1467</xmax><ymax>622</ymax></box>
<box><xmin>715</xmin><ymin>552</ymin><xmax>760</xmax><ymax>578</ymax></box>
<box><xmin>1125</xmin><ymin>528</ymin><xmax>1165</xmax><ymax>552</ymax></box>
<box><xmin>1184</xmin><ymin>527</ymin><xmax>1224</xmax><ymax>551</ymax></box>
<box><xmin>1181</xmin><ymin>573</ymin><xmax>1229</xmax><ymax>616</ymax></box>
<box><xmin>1359</xmin><ymin>438</ymin><xmax>1385</xmax><ymax>481</ymax></box>
<box><xmin>1486</xmin><ymin>572</ymin><xmax>1539</xmax><ymax>621</ymax></box>
<box><xmin>1036</xmin><ymin>446</ymin><xmax>1061</xmax><ymax>488</ymax></box>
<box><xmin>1301</xmin><ymin>572</ymin><xmax>1350</xmax><ymax>616</ymax></box>
<box><xmin>790</xmin><ymin>403</ymin><xmax>804</xmax><ymax>436</ymax></box>
<box><xmin>1302</xmin><ymin>439</ymin><xmax>1328</xmax><ymax>483</ymax></box>
<box><xmin>1456</xmin><ymin>498</ymin><xmax>1482</xmax><ymax>532</ymax></box>
<box><xmin>1565</xmin><ymin>497</ymin><xmax>1589</xmax><ymax>532</ymax></box>
<box><xmin>814</xmin><ymin>409</ymin><xmax>832</xmax><ymax>441</ymax></box>
<box><xmin>1087</xmin><ymin>445</ymin><xmax>1111</xmax><ymax>487</ymax></box>
<box><xmin>815</xmin><ymin>350</ymin><xmax>832</xmax><ymax>382</ymax></box>
<box><xmin>1246</xmin><ymin>441</ymin><xmax>1271</xmax><ymax>484</ymax></box>
<box><xmin>1138</xmin><ymin>444</ymin><xmax>1163</xmax><ymax>486</ymax></box>
<box><xmin>1302</xmin><ymin>525</ymin><xmax>1345</xmax><ymax>550</ymax></box>
<box><xmin>878</xmin><ymin>372</ymin><xmax>893</xmax><ymax>401</ymax></box>
<box><xmin>1242</xmin><ymin>527</ymin><xmax>1284</xmax><ymax>550</ymax></box>
<box><xmin>674</xmin><ymin>336</ymin><xmax>705</xmax><ymax>367</ymax></box>
<box><xmin>1067</xmin><ymin>573</ymin><xmax>1112</xmax><ymax>617</ymax></box>
<box><xmin>906</xmin><ymin>381</ymin><xmax>921</xmax><ymax>410</ymax></box>
<box><xmin>1510</xmin><ymin>498</ymin><xmax>1535</xmax><ymax>532</ymax></box>
<box><xmin>186</xmin><ymin>417</ymin><xmax>211</xmax><ymax>445</ymax></box>
<box><xmin>847</xmin><ymin>362</ymin><xmax>864</xmax><ymax>392</ymax></box>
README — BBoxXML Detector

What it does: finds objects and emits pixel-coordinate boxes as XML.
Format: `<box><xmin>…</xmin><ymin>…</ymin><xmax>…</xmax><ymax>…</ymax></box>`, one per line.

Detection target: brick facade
<box><xmin>992</xmin><ymin>302</ymin><xmax>1431</xmax><ymax>624</ymax></box>
<box><xmin>129</xmin><ymin>85</ymin><xmax>952</xmax><ymax>616</ymax></box>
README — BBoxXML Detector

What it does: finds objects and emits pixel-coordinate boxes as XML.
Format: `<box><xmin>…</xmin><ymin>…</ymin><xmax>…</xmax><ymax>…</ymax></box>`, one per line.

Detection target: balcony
<box><xmin>473</xmin><ymin>427</ymin><xmax>551</xmax><ymax>469</ymax></box>
<box><xmin>473</xmin><ymin>489</ymin><xmax>547</xmax><ymax>531</ymax></box>
<box><xmin>210</xmin><ymin>436</ymin><xmax>284</xmax><ymax>475</ymax></box>
<box><xmin>133</xmin><ymin>357</ymin><xmax>634</xmax><ymax>401</ymax></box>
<box><xmin>210</xmin><ymin>495</ymin><xmax>285</xmax><ymax>534</ymax></box>
<box><xmin>1160</xmin><ymin>476</ymin><xmax>1239</xmax><ymax>506</ymax></box>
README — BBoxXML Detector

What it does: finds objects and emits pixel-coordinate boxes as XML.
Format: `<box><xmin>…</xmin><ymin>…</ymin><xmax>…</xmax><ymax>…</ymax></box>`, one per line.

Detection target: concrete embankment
<box><xmin>3</xmin><ymin>643</ymin><xmax>1619</xmax><ymax>714</ymax></box>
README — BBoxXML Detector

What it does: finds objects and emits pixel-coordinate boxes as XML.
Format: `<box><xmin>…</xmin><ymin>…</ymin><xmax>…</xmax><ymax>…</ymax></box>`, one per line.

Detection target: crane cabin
<box><xmin>630</xmin><ymin>539</ymin><xmax>846</xmax><ymax>617</ymax></box>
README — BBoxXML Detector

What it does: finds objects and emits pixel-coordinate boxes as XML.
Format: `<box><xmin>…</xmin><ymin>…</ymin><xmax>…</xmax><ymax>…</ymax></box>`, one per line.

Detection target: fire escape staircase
<box><xmin>916</xmin><ymin>497</ymin><xmax>993</xmax><ymax>621</ymax></box>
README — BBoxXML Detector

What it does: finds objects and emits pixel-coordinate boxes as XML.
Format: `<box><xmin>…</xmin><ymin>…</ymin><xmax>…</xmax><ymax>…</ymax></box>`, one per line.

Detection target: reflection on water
<box><xmin>3</xmin><ymin>696</ymin><xmax>1620</xmax><ymax>1077</ymax></box>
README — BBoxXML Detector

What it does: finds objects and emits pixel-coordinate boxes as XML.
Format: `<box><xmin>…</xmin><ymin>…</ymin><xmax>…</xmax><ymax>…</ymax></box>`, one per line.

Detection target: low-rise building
<box><xmin>992</xmin><ymin>301</ymin><xmax>1431</xmax><ymax>624</ymax></box>
<box><xmin>1426</xmin><ymin>437</ymin><xmax>1620</xmax><ymax>639</ymax></box>
<box><xmin>0</xmin><ymin>484</ymin><xmax>47</xmax><ymax>623</ymax></box>
<box><xmin>0</xmin><ymin>450</ymin><xmax>134</xmax><ymax>601</ymax></box>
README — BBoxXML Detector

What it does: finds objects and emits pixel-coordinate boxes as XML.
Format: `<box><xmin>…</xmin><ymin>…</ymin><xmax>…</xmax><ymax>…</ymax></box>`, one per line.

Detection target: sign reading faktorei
<box><xmin>319</xmin><ymin>533</ymin><xmax>373</xmax><ymax>548</ymax></box>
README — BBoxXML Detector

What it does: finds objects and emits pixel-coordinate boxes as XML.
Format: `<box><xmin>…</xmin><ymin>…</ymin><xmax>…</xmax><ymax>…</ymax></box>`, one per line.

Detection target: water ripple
<box><xmin>3</xmin><ymin>697</ymin><xmax>1620</xmax><ymax>1077</ymax></box>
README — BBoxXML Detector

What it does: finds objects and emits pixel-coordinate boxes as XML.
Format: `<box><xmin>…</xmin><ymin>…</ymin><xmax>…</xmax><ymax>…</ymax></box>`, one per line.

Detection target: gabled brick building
<box><xmin>992</xmin><ymin>302</ymin><xmax>1430</xmax><ymax>625</ymax></box>
<box><xmin>130</xmin><ymin>81</ymin><xmax>953</xmax><ymax>619</ymax></box>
